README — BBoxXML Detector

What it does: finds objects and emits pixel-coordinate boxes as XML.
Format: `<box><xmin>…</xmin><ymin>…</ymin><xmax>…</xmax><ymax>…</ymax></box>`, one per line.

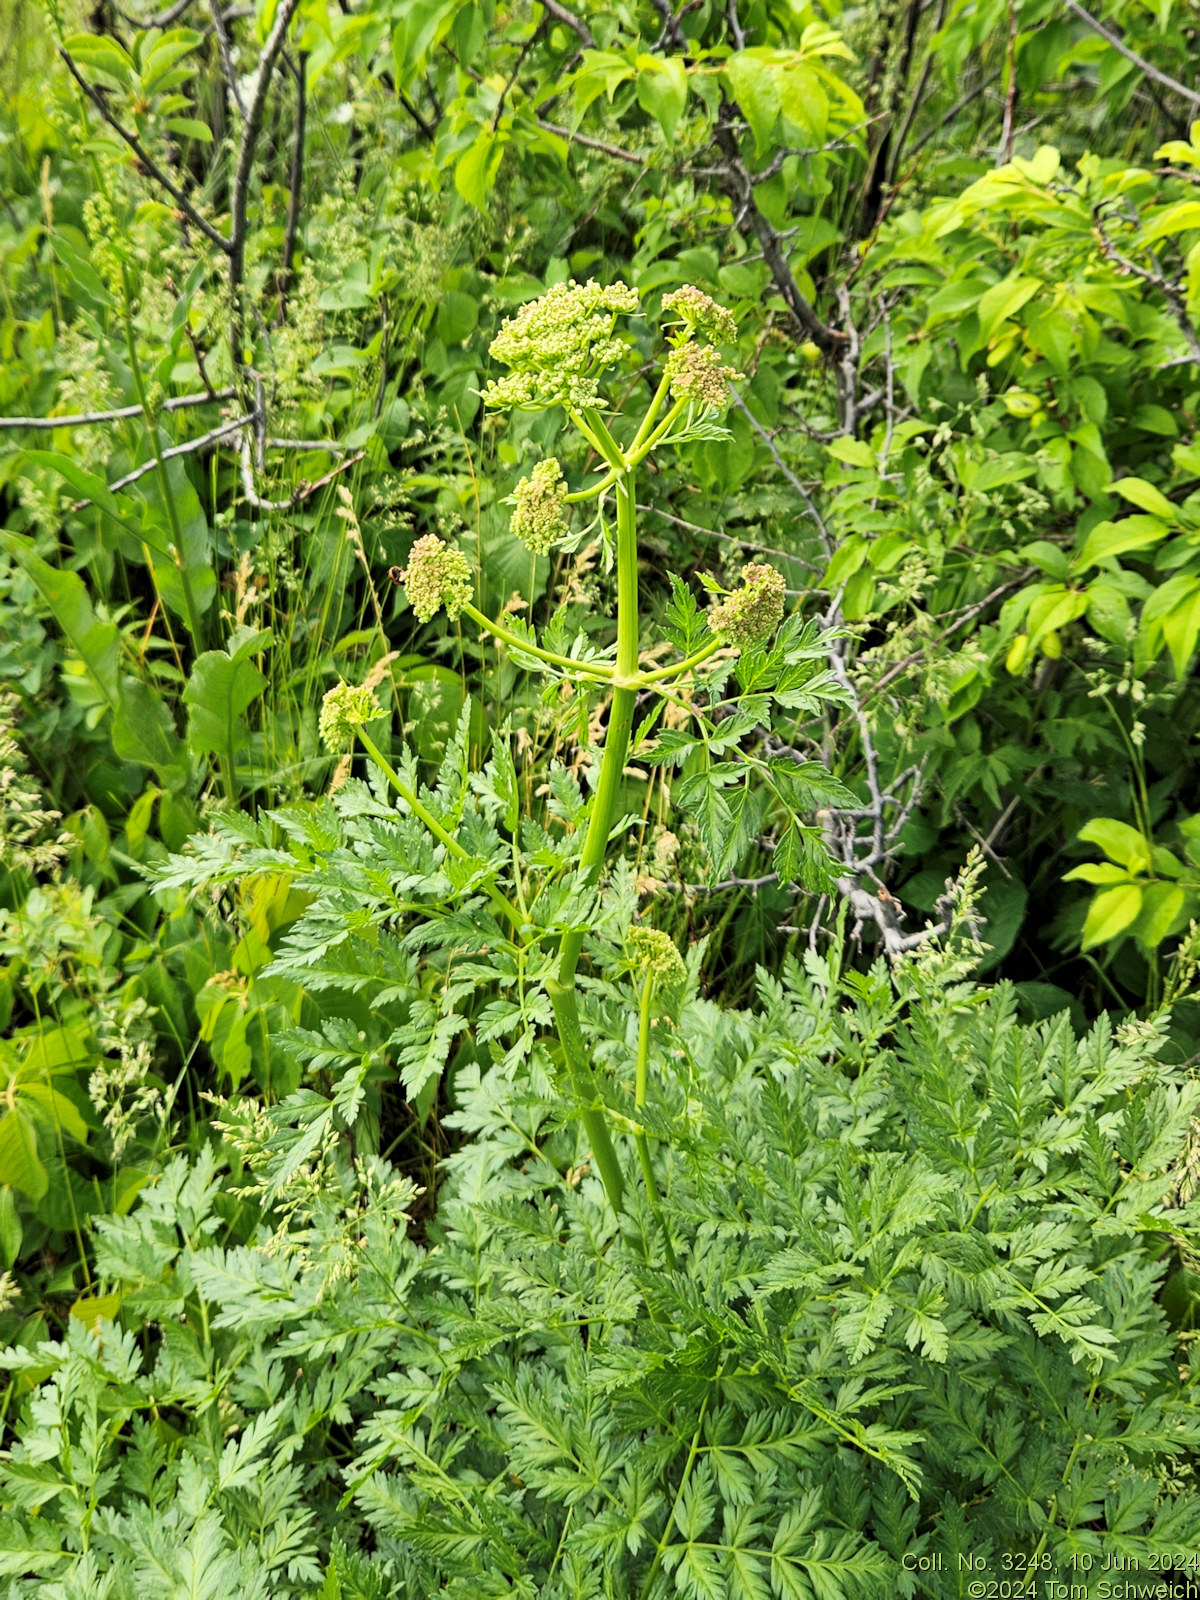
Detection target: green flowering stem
<box><xmin>628</xmin><ymin>370</ymin><xmax>674</xmax><ymax>456</ymax></box>
<box><xmin>634</xmin><ymin>972</ymin><xmax>678</xmax><ymax>1271</ymax></box>
<box><xmin>576</xmin><ymin>407</ymin><xmax>627</xmax><ymax>473</ymax></box>
<box><xmin>556</xmin><ymin>474</ymin><xmax>639</xmax><ymax>983</ymax></box>
<box><xmin>549</xmin><ymin>468</ymin><xmax>641</xmax><ymax>1215</ymax></box>
<box><xmin>355</xmin><ymin>727</ymin><xmax>525</xmax><ymax>933</ymax></box>
<box><xmin>460</xmin><ymin>602</ymin><xmax>614</xmax><ymax>682</ymax></box>
<box><xmin>545</xmin><ymin>977</ymin><xmax>626</xmax><ymax>1214</ymax></box>
<box><xmin>627</xmin><ymin>398</ymin><xmax>689</xmax><ymax>467</ymax></box>
<box><xmin>563</xmin><ymin>468</ymin><xmax>620</xmax><ymax>504</ymax></box>
<box><xmin>636</xmin><ymin>636</ymin><xmax>726</xmax><ymax>686</ymax></box>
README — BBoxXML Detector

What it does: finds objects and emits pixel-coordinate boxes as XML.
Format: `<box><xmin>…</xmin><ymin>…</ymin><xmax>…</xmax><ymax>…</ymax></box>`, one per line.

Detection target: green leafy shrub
<box><xmin>5</xmin><ymin>912</ymin><xmax>1200</xmax><ymax>1592</ymax></box>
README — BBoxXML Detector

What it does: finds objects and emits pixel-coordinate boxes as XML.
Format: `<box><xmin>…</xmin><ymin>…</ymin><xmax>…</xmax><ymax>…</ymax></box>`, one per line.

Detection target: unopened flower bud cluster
<box><xmin>319</xmin><ymin>683</ymin><xmax>381</xmax><ymax>753</ymax></box>
<box><xmin>511</xmin><ymin>457</ymin><xmax>571</xmax><ymax>555</ymax></box>
<box><xmin>708</xmin><ymin>563</ymin><xmax>786</xmax><ymax>650</ymax></box>
<box><xmin>402</xmin><ymin>533</ymin><xmax>473</xmax><ymax>623</ymax></box>
<box><xmin>484</xmin><ymin>279</ymin><xmax>640</xmax><ymax>412</ymax></box>
<box><xmin>665</xmin><ymin>343</ymin><xmax>741</xmax><ymax>410</ymax></box>
<box><xmin>627</xmin><ymin>925</ymin><xmax>687</xmax><ymax>990</ymax></box>
<box><xmin>662</xmin><ymin>285</ymin><xmax>738</xmax><ymax>345</ymax></box>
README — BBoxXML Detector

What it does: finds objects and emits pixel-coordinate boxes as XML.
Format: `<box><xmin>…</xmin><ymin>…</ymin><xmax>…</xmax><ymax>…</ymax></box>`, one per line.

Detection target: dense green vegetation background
<box><xmin>6</xmin><ymin>0</ymin><xmax>1200</xmax><ymax>1590</ymax></box>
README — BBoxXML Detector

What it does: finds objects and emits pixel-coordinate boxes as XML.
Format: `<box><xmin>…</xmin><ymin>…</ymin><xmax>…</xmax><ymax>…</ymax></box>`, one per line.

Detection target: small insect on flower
<box><xmin>386</xmin><ymin>565</ymin><xmax>406</xmax><ymax>586</ymax></box>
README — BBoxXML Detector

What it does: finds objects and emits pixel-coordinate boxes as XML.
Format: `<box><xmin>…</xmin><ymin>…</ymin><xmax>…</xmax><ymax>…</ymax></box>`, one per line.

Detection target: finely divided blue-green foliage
<box><xmin>4</xmin><ymin>948</ymin><xmax>1200</xmax><ymax>1595</ymax></box>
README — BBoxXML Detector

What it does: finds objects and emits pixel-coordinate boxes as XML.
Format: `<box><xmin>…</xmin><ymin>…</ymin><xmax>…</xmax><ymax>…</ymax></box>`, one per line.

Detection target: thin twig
<box><xmin>265</xmin><ymin>437</ymin><xmax>354</xmax><ymax>453</ymax></box>
<box><xmin>1064</xmin><ymin>0</ymin><xmax>1200</xmax><ymax>110</ymax></box>
<box><xmin>860</xmin><ymin>576</ymin><xmax>1029</xmax><ymax>702</ymax></box>
<box><xmin>69</xmin><ymin>413</ymin><xmax>255</xmax><ymax>506</ymax></box>
<box><xmin>538</xmin><ymin>0</ymin><xmax>595</xmax><ymax>48</ymax></box>
<box><xmin>128</xmin><ymin>0</ymin><xmax>196</xmax><ymax>27</ymax></box>
<box><xmin>1093</xmin><ymin>210</ymin><xmax>1200</xmax><ymax>363</ymax></box>
<box><xmin>713</xmin><ymin>106</ymin><xmax>845</xmax><ymax>360</ymax></box>
<box><xmin>238</xmin><ymin>433</ymin><xmax>364</xmax><ymax>511</ymax></box>
<box><xmin>228</xmin><ymin>0</ymin><xmax>302</xmax><ymax>379</ymax></box>
<box><xmin>998</xmin><ymin>0</ymin><xmax>1018</xmax><ymax>165</ymax></box>
<box><xmin>209</xmin><ymin>0</ymin><xmax>246</xmax><ymax>115</ymax></box>
<box><xmin>491</xmin><ymin>20</ymin><xmax>544</xmax><ymax>133</ymax></box>
<box><xmin>732</xmin><ymin>392</ymin><xmax>833</xmax><ymax>560</ymax></box>
<box><xmin>59</xmin><ymin>48</ymin><xmax>230</xmax><ymax>253</ymax></box>
<box><xmin>0</xmin><ymin>388</ymin><xmax>235</xmax><ymax>430</ymax></box>
<box><xmin>727</xmin><ymin>0</ymin><xmax>745</xmax><ymax>50</ymax></box>
<box><xmin>910</xmin><ymin>75</ymin><xmax>995</xmax><ymax>158</ymax></box>
<box><xmin>537</xmin><ymin>117</ymin><xmax>646</xmax><ymax>164</ymax></box>
<box><xmin>636</xmin><ymin>502</ymin><xmax>821</xmax><ymax>573</ymax></box>
<box><xmin>279</xmin><ymin>50</ymin><xmax>307</xmax><ymax>313</ymax></box>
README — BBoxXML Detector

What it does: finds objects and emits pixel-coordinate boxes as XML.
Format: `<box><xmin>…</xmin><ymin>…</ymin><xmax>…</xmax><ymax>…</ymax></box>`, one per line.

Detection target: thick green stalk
<box><xmin>557</xmin><ymin>472</ymin><xmax>639</xmax><ymax>982</ymax></box>
<box><xmin>545</xmin><ymin>976</ymin><xmax>626</xmax><ymax>1213</ymax></box>
<box><xmin>549</xmin><ymin>470</ymin><xmax>641</xmax><ymax>1215</ymax></box>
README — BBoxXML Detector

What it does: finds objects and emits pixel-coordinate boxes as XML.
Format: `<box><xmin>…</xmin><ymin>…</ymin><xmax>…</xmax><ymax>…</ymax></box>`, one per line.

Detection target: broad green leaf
<box><xmin>1026</xmin><ymin>586</ymin><xmax>1087</xmax><ymax>644</ymax></box>
<box><xmin>455</xmin><ymin>128</ymin><xmax>507</xmax><ymax>210</ymax></box>
<box><xmin>1026</xmin><ymin>309</ymin><xmax>1072</xmax><ymax>374</ymax></box>
<box><xmin>569</xmin><ymin>49</ymin><xmax>635</xmax><ymax>118</ymax></box>
<box><xmin>827</xmin><ymin>436</ymin><xmax>875</xmax><ymax>469</ymax></box>
<box><xmin>69</xmin><ymin>1290</ymin><xmax>127</xmax><ymax>1330</ymax></box>
<box><xmin>140</xmin><ymin>29</ymin><xmax>204</xmax><ymax>91</ymax></box>
<box><xmin>0</xmin><ymin>1186</ymin><xmax>21</xmax><ymax>1269</ymax></box>
<box><xmin>977</xmin><ymin>275</ymin><xmax>1040</xmax><ymax>341</ymax></box>
<box><xmin>779</xmin><ymin>62</ymin><xmax>827</xmax><ymax>143</ymax></box>
<box><xmin>1081</xmin><ymin>883</ymin><xmax>1143</xmax><ymax>950</ymax></box>
<box><xmin>1078</xmin><ymin>818</ymin><xmax>1151</xmax><ymax>872</ymax></box>
<box><xmin>0</xmin><ymin>1109</ymin><xmax>48</xmax><ymax>1201</ymax></box>
<box><xmin>18</xmin><ymin>1082</ymin><xmax>90</xmax><ymax>1145</ymax></box>
<box><xmin>62</xmin><ymin>32</ymin><xmax>133</xmax><ymax>83</ymax></box>
<box><xmin>635</xmin><ymin>55</ymin><xmax>687</xmax><ymax>143</ymax></box>
<box><xmin>1111</xmin><ymin>477</ymin><xmax>1178</xmax><ymax>521</ymax></box>
<box><xmin>1130</xmin><ymin>403</ymin><xmax>1178</xmax><ymax>437</ymax></box>
<box><xmin>20</xmin><ymin>450</ymin><xmax>145</xmax><ymax>539</ymax></box>
<box><xmin>1141</xmin><ymin>200</ymin><xmax>1200</xmax><ymax>242</ymax></box>
<box><xmin>165</xmin><ymin>117</ymin><xmax>213</xmax><ymax>142</ymax></box>
<box><xmin>183</xmin><ymin>634</ymin><xmax>270</xmax><ymax>766</ymax></box>
<box><xmin>392</xmin><ymin>0</ymin><xmax>460</xmax><ymax>82</ymax></box>
<box><xmin>135</xmin><ymin>458</ymin><xmax>216</xmax><ymax>634</ymax></box>
<box><xmin>0</xmin><ymin>532</ymin><xmax>119</xmax><ymax>707</ymax></box>
<box><xmin>1063</xmin><ymin>862</ymin><xmax>1130</xmax><ymax>885</ymax></box>
<box><xmin>1161</xmin><ymin>584</ymin><xmax>1200</xmax><ymax>677</ymax></box>
<box><xmin>1085</xmin><ymin>581</ymin><xmax>1133</xmax><ymax>645</ymax></box>
<box><xmin>973</xmin><ymin>453</ymin><xmax>1037</xmax><ymax>492</ymax></box>
<box><xmin>112</xmin><ymin>675</ymin><xmax>188</xmax><ymax>787</ymax></box>
<box><xmin>48</xmin><ymin>234</ymin><xmax>113</xmax><ymax>306</ymax></box>
<box><xmin>726</xmin><ymin>51</ymin><xmax>780</xmax><ymax>156</ymax></box>
<box><xmin>1134</xmin><ymin>882</ymin><xmax>1186</xmax><ymax>948</ymax></box>
<box><xmin>1074</xmin><ymin>515</ymin><xmax>1168</xmax><ymax>570</ymax></box>
<box><xmin>823</xmin><ymin>538</ymin><xmax>866</xmax><ymax>589</ymax></box>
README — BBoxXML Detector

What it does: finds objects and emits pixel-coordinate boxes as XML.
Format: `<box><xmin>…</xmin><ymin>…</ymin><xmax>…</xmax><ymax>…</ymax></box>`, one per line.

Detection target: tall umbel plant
<box><xmin>317</xmin><ymin>280</ymin><xmax>850</xmax><ymax>1222</ymax></box>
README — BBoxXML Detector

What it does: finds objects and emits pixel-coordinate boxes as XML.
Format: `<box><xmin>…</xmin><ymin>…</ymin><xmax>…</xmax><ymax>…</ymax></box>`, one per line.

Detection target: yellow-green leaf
<box><xmin>1111</xmin><ymin>477</ymin><xmax>1178</xmax><ymax>521</ymax></box>
<box><xmin>1078</xmin><ymin>817</ymin><xmax>1151</xmax><ymax>872</ymax></box>
<box><xmin>1081</xmin><ymin>884</ymin><xmax>1143</xmax><ymax>950</ymax></box>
